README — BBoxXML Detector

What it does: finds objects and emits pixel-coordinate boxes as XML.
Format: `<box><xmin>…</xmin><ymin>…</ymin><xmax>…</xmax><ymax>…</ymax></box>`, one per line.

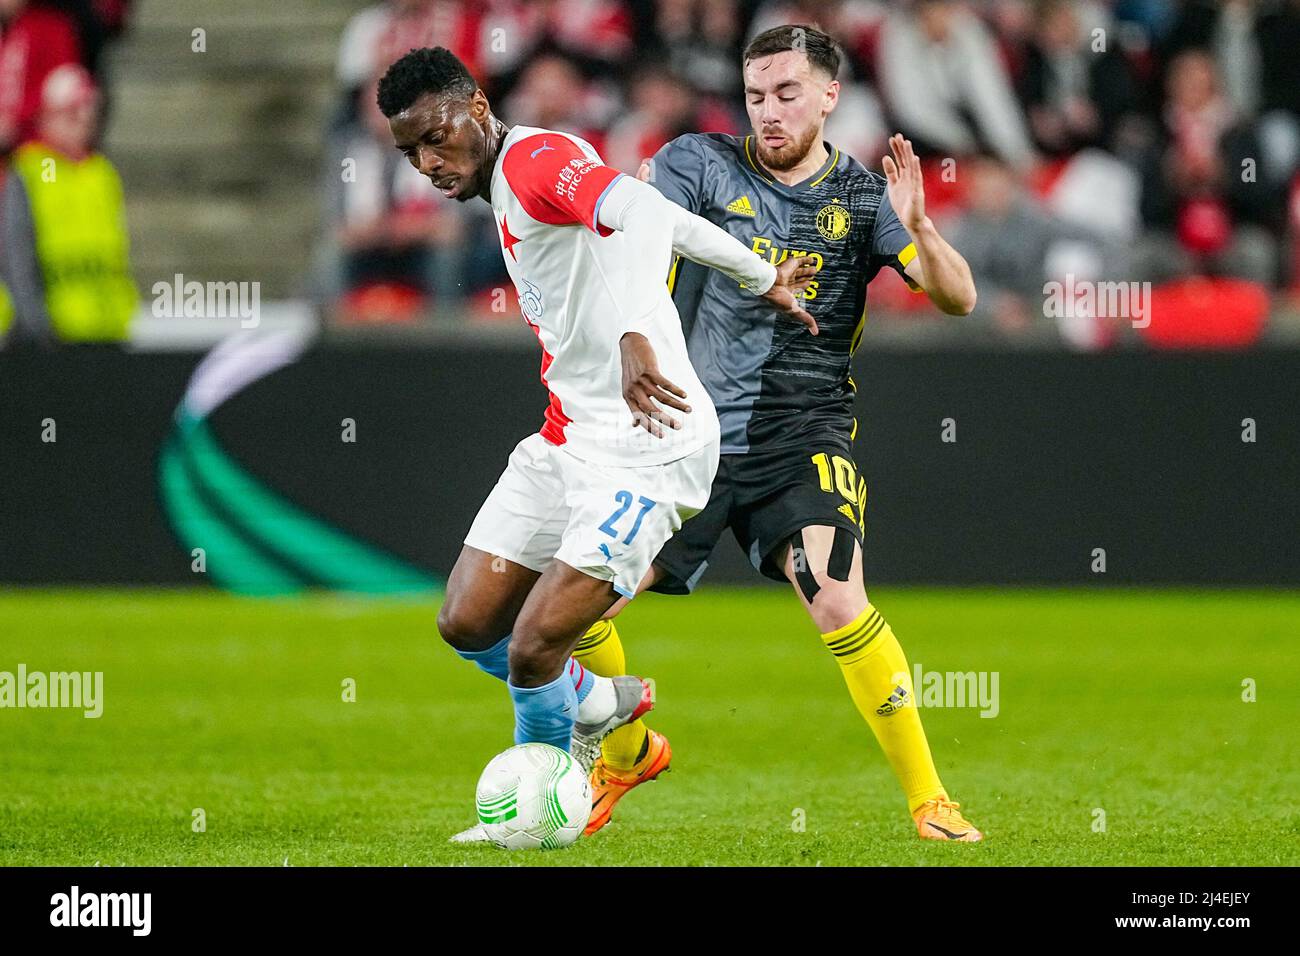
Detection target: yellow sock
<box><xmin>573</xmin><ymin>620</ymin><xmax>649</xmax><ymax>770</ymax></box>
<box><xmin>821</xmin><ymin>604</ymin><xmax>946</xmax><ymax>813</ymax></box>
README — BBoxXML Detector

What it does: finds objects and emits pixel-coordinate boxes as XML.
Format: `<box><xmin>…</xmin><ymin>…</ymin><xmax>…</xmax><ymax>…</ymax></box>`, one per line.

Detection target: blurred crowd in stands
<box><xmin>2</xmin><ymin>0</ymin><xmax>1298</xmax><ymax>348</ymax></box>
<box><xmin>313</xmin><ymin>0</ymin><xmax>1300</xmax><ymax>348</ymax></box>
<box><xmin>0</xmin><ymin>0</ymin><xmax>135</xmax><ymax>344</ymax></box>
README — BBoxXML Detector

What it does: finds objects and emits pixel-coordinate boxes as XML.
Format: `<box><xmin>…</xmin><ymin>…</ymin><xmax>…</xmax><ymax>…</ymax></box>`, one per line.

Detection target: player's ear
<box><xmin>823</xmin><ymin>79</ymin><xmax>840</xmax><ymax>116</ymax></box>
<box><xmin>469</xmin><ymin>88</ymin><xmax>490</xmax><ymax>121</ymax></box>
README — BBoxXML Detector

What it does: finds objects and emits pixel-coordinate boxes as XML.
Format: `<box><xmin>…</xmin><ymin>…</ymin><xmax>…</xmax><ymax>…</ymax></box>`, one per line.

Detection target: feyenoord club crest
<box><xmin>816</xmin><ymin>200</ymin><xmax>850</xmax><ymax>241</ymax></box>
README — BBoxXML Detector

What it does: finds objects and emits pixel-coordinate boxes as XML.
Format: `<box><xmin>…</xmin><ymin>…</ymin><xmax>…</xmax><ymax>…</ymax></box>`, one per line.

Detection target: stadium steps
<box><xmin>102</xmin><ymin>0</ymin><xmax>366</xmax><ymax>299</ymax></box>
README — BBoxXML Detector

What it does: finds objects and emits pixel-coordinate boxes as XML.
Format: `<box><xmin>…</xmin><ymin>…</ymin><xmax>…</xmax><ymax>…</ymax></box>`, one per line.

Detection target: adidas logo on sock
<box><xmin>726</xmin><ymin>195</ymin><xmax>756</xmax><ymax>216</ymax></box>
<box><xmin>875</xmin><ymin>684</ymin><xmax>911</xmax><ymax>716</ymax></box>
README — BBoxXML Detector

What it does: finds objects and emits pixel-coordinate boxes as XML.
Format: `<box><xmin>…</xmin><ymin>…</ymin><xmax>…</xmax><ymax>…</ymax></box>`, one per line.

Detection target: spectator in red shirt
<box><xmin>0</xmin><ymin>0</ymin><xmax>83</xmax><ymax>154</ymax></box>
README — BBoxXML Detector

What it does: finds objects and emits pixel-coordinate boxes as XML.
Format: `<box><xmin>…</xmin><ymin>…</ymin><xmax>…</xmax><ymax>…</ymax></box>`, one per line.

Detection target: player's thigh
<box><xmin>777</xmin><ymin>525</ymin><xmax>869</xmax><ymax>633</ymax></box>
<box><xmin>442</xmin><ymin>434</ymin><xmax>567</xmax><ymax>648</ymax></box>
<box><xmin>438</xmin><ymin>545</ymin><xmax>541</xmax><ymax>651</ymax></box>
<box><xmin>731</xmin><ymin>443</ymin><xmax>865</xmax><ymax>576</ymax></box>
<box><xmin>732</xmin><ymin>443</ymin><xmax>869</xmax><ymax>630</ymax></box>
<box><xmin>641</xmin><ymin>470</ymin><xmax>732</xmax><ymax>600</ymax></box>
<box><xmin>463</xmin><ymin>434</ymin><xmax>569</xmax><ymax>570</ymax></box>
<box><xmin>599</xmin><ymin>563</ymin><xmax>660</xmax><ymax>621</ymax></box>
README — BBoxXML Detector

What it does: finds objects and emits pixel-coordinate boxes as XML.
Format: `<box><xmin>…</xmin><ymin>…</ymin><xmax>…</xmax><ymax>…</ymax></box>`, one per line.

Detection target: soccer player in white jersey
<box><xmin>376</xmin><ymin>48</ymin><xmax>816</xmax><ymax>820</ymax></box>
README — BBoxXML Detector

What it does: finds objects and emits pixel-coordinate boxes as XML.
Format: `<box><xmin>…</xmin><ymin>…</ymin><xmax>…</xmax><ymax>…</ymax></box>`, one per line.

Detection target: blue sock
<box><xmin>567</xmin><ymin>657</ymin><xmax>595</xmax><ymax>703</ymax></box>
<box><xmin>508</xmin><ymin>673</ymin><xmax>577</xmax><ymax>750</ymax></box>
<box><xmin>454</xmin><ymin>634</ymin><xmax>595</xmax><ymax>703</ymax></box>
<box><xmin>455</xmin><ymin>633</ymin><xmax>511</xmax><ymax>681</ymax></box>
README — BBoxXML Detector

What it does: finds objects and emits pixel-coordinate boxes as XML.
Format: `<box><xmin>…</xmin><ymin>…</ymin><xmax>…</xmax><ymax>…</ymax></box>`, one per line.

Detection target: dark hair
<box><xmin>376</xmin><ymin>47</ymin><xmax>477</xmax><ymax>117</ymax></box>
<box><xmin>743</xmin><ymin>24</ymin><xmax>842</xmax><ymax>79</ymax></box>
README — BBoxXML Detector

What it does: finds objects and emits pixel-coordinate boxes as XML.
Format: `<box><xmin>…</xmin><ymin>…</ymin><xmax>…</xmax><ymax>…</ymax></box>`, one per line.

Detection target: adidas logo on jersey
<box><xmin>726</xmin><ymin>195</ymin><xmax>756</xmax><ymax>217</ymax></box>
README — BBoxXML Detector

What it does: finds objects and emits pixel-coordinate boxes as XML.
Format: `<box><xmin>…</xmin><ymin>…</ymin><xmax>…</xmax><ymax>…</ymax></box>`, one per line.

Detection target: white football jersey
<box><xmin>488</xmin><ymin>125</ymin><xmax>719</xmax><ymax>466</ymax></box>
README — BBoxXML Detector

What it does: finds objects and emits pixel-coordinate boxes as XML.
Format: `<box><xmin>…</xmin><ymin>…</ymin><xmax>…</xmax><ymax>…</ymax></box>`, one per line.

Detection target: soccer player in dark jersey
<box><xmin>571</xmin><ymin>25</ymin><xmax>984</xmax><ymax>842</ymax></box>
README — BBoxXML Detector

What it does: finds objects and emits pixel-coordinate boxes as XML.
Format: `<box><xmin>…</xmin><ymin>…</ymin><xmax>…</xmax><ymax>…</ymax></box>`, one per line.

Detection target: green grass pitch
<box><xmin>1</xmin><ymin>587</ymin><xmax>1296</xmax><ymax>866</ymax></box>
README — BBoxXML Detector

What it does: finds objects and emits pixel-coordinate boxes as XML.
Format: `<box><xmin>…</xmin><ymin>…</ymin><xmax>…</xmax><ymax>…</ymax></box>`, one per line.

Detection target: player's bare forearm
<box><xmin>909</xmin><ymin>217</ymin><xmax>977</xmax><ymax>316</ymax></box>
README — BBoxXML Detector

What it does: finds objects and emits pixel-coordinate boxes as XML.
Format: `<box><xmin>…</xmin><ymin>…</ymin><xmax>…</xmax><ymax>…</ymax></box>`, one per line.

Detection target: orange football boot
<box><xmin>912</xmin><ymin>795</ymin><xmax>984</xmax><ymax>842</ymax></box>
<box><xmin>584</xmin><ymin>729</ymin><xmax>672</xmax><ymax>835</ymax></box>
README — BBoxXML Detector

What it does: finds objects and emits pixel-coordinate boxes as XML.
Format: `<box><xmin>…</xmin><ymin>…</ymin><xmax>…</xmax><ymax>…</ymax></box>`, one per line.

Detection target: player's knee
<box><xmin>809</xmin><ymin>583</ymin><xmax>868</xmax><ymax>635</ymax></box>
<box><xmin>436</xmin><ymin>599</ymin><xmax>501</xmax><ymax>653</ymax></box>
<box><xmin>506</xmin><ymin>626</ymin><xmax>563</xmax><ymax>685</ymax></box>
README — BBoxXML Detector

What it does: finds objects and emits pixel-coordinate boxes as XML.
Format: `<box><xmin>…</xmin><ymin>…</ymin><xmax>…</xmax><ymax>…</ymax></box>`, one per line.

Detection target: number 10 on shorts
<box><xmin>599</xmin><ymin>491</ymin><xmax>657</xmax><ymax>544</ymax></box>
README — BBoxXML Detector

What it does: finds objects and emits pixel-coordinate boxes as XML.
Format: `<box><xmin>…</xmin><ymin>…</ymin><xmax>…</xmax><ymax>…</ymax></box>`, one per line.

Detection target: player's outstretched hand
<box><xmin>636</xmin><ymin>159</ymin><xmax>652</xmax><ymax>183</ymax></box>
<box><xmin>882</xmin><ymin>133</ymin><xmax>926</xmax><ymax>233</ymax></box>
<box><xmin>762</xmin><ymin>254</ymin><xmax>819</xmax><ymax>335</ymax></box>
<box><xmin>620</xmin><ymin>332</ymin><xmax>690</xmax><ymax>438</ymax></box>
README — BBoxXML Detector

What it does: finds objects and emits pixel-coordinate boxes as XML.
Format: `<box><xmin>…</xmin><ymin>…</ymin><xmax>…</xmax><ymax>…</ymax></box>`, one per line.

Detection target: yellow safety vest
<box><xmin>0</xmin><ymin>168</ymin><xmax>11</xmax><ymax>336</ymax></box>
<box><xmin>0</xmin><ymin>280</ymin><xmax>12</xmax><ymax>336</ymax></box>
<box><xmin>11</xmin><ymin>142</ymin><xmax>137</xmax><ymax>341</ymax></box>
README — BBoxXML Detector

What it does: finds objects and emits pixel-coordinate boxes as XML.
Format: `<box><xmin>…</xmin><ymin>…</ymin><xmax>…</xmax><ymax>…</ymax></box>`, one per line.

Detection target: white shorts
<box><xmin>464</xmin><ymin>433</ymin><xmax>720</xmax><ymax>599</ymax></box>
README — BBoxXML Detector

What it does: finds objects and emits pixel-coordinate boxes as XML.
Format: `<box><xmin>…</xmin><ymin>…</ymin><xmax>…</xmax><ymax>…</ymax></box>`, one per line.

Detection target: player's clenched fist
<box><xmin>620</xmin><ymin>332</ymin><xmax>691</xmax><ymax>438</ymax></box>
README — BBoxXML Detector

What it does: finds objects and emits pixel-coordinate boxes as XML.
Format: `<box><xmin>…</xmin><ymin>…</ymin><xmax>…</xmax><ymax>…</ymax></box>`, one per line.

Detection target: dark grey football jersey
<box><xmin>649</xmin><ymin>132</ymin><xmax>918</xmax><ymax>455</ymax></box>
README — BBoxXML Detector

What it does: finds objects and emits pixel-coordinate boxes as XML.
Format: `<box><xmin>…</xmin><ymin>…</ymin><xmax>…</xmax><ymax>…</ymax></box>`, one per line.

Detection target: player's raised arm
<box><xmin>881</xmin><ymin>134</ymin><xmax>977</xmax><ymax>316</ymax></box>
<box><xmin>596</xmin><ymin>174</ymin><xmax>819</xmax><ymax>334</ymax></box>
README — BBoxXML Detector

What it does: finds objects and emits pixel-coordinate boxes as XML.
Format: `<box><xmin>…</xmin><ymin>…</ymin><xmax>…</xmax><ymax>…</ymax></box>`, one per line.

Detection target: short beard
<box><xmin>754</xmin><ymin>124</ymin><xmax>821</xmax><ymax>172</ymax></box>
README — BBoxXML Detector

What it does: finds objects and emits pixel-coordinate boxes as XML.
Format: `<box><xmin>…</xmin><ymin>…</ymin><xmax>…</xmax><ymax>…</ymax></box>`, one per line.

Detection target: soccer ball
<box><xmin>475</xmin><ymin>743</ymin><xmax>591</xmax><ymax>850</ymax></box>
